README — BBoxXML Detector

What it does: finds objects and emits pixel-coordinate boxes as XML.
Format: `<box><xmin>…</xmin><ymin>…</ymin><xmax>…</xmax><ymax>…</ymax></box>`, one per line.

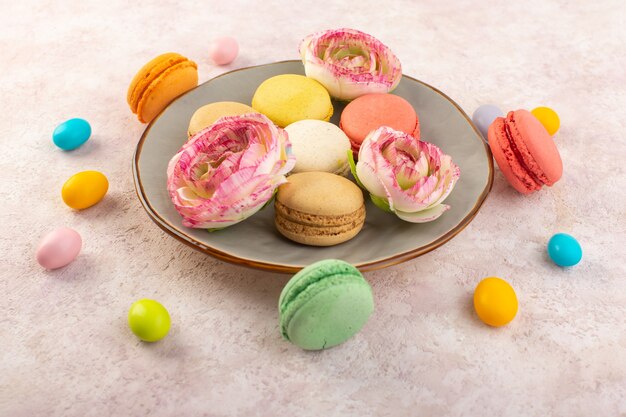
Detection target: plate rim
<box><xmin>132</xmin><ymin>60</ymin><xmax>494</xmax><ymax>274</ymax></box>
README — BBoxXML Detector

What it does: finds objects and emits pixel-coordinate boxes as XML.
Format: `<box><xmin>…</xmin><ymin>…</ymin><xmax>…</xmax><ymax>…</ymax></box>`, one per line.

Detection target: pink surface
<box><xmin>1</xmin><ymin>1</ymin><xmax>625</xmax><ymax>416</ymax></box>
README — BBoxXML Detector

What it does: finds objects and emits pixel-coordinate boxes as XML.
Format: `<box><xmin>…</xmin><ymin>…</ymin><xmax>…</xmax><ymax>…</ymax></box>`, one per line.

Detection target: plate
<box><xmin>133</xmin><ymin>60</ymin><xmax>493</xmax><ymax>273</ymax></box>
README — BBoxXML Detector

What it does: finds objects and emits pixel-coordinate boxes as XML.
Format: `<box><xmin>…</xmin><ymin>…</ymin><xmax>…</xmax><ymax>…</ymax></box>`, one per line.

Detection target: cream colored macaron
<box><xmin>188</xmin><ymin>101</ymin><xmax>258</xmax><ymax>137</ymax></box>
<box><xmin>275</xmin><ymin>172</ymin><xmax>365</xmax><ymax>246</ymax></box>
<box><xmin>285</xmin><ymin>120</ymin><xmax>351</xmax><ymax>176</ymax></box>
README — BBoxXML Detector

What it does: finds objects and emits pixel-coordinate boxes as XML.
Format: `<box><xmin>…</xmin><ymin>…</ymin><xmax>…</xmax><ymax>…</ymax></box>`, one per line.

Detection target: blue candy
<box><xmin>472</xmin><ymin>105</ymin><xmax>503</xmax><ymax>141</ymax></box>
<box><xmin>53</xmin><ymin>118</ymin><xmax>91</xmax><ymax>150</ymax></box>
<box><xmin>548</xmin><ymin>233</ymin><xmax>582</xmax><ymax>267</ymax></box>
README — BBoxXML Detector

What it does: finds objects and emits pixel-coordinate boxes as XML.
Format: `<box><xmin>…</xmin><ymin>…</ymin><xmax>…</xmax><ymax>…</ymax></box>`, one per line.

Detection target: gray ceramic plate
<box><xmin>133</xmin><ymin>60</ymin><xmax>493</xmax><ymax>273</ymax></box>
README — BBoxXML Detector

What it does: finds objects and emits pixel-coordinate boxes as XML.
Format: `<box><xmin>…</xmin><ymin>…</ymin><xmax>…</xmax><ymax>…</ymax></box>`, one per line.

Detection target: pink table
<box><xmin>1</xmin><ymin>1</ymin><xmax>625</xmax><ymax>415</ymax></box>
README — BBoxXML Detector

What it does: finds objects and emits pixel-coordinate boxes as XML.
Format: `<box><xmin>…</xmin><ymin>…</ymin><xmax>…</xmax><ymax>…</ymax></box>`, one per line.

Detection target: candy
<box><xmin>472</xmin><ymin>105</ymin><xmax>503</xmax><ymax>140</ymax></box>
<box><xmin>208</xmin><ymin>37</ymin><xmax>238</xmax><ymax>65</ymax></box>
<box><xmin>36</xmin><ymin>227</ymin><xmax>82</xmax><ymax>270</ymax></box>
<box><xmin>128</xmin><ymin>299</ymin><xmax>171</xmax><ymax>342</ymax></box>
<box><xmin>62</xmin><ymin>171</ymin><xmax>108</xmax><ymax>210</ymax></box>
<box><xmin>548</xmin><ymin>233</ymin><xmax>582</xmax><ymax>267</ymax></box>
<box><xmin>531</xmin><ymin>107</ymin><xmax>560</xmax><ymax>136</ymax></box>
<box><xmin>53</xmin><ymin>118</ymin><xmax>91</xmax><ymax>150</ymax></box>
<box><xmin>473</xmin><ymin>277</ymin><xmax>518</xmax><ymax>327</ymax></box>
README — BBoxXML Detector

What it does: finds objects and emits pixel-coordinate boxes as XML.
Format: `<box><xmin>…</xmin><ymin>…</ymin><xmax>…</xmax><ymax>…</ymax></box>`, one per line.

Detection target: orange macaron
<box><xmin>340</xmin><ymin>93</ymin><xmax>420</xmax><ymax>154</ymax></box>
<box><xmin>127</xmin><ymin>53</ymin><xmax>198</xmax><ymax>123</ymax></box>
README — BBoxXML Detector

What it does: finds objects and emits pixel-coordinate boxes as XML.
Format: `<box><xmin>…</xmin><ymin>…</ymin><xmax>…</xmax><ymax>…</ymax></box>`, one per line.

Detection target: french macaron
<box><xmin>284</xmin><ymin>120</ymin><xmax>351</xmax><ymax>176</ymax></box>
<box><xmin>127</xmin><ymin>53</ymin><xmax>198</xmax><ymax>123</ymax></box>
<box><xmin>188</xmin><ymin>101</ymin><xmax>258</xmax><ymax>137</ymax></box>
<box><xmin>251</xmin><ymin>74</ymin><xmax>333</xmax><ymax>127</ymax></box>
<box><xmin>340</xmin><ymin>93</ymin><xmax>419</xmax><ymax>154</ymax></box>
<box><xmin>279</xmin><ymin>259</ymin><xmax>374</xmax><ymax>350</ymax></box>
<box><xmin>488</xmin><ymin>109</ymin><xmax>563</xmax><ymax>194</ymax></box>
<box><xmin>275</xmin><ymin>172</ymin><xmax>365</xmax><ymax>246</ymax></box>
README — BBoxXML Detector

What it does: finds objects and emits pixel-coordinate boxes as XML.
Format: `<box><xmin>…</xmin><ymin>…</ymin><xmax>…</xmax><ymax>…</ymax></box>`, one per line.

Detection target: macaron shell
<box><xmin>280</xmin><ymin>274</ymin><xmax>360</xmax><ymax>332</ymax></box>
<box><xmin>412</xmin><ymin>120</ymin><xmax>421</xmax><ymax>141</ymax></box>
<box><xmin>251</xmin><ymin>74</ymin><xmax>333</xmax><ymax>127</ymax></box>
<box><xmin>488</xmin><ymin>110</ymin><xmax>563</xmax><ymax>194</ymax></box>
<box><xmin>511</xmin><ymin>109</ymin><xmax>562</xmax><ymax>185</ymax></box>
<box><xmin>275</xmin><ymin>202</ymin><xmax>365</xmax><ymax>246</ymax></box>
<box><xmin>285</xmin><ymin>279</ymin><xmax>374</xmax><ymax>350</ymax></box>
<box><xmin>136</xmin><ymin>60</ymin><xmax>198</xmax><ymax>123</ymax></box>
<box><xmin>277</xmin><ymin>172</ymin><xmax>364</xmax><ymax>215</ymax></box>
<box><xmin>278</xmin><ymin>259</ymin><xmax>373</xmax><ymax>350</ymax></box>
<box><xmin>488</xmin><ymin>117</ymin><xmax>540</xmax><ymax>194</ymax></box>
<box><xmin>127</xmin><ymin>53</ymin><xmax>187</xmax><ymax>112</ymax></box>
<box><xmin>188</xmin><ymin>102</ymin><xmax>257</xmax><ymax>137</ymax></box>
<box><xmin>275</xmin><ymin>172</ymin><xmax>365</xmax><ymax>246</ymax></box>
<box><xmin>278</xmin><ymin>259</ymin><xmax>361</xmax><ymax>308</ymax></box>
<box><xmin>275</xmin><ymin>200</ymin><xmax>365</xmax><ymax>228</ymax></box>
<box><xmin>340</xmin><ymin>93</ymin><xmax>419</xmax><ymax>151</ymax></box>
<box><xmin>284</xmin><ymin>120</ymin><xmax>351</xmax><ymax>175</ymax></box>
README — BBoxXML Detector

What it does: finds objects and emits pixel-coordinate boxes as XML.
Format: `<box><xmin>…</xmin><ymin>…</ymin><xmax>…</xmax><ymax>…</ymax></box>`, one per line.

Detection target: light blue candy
<box><xmin>53</xmin><ymin>118</ymin><xmax>91</xmax><ymax>150</ymax></box>
<box><xmin>548</xmin><ymin>233</ymin><xmax>582</xmax><ymax>267</ymax></box>
<box><xmin>472</xmin><ymin>105</ymin><xmax>503</xmax><ymax>141</ymax></box>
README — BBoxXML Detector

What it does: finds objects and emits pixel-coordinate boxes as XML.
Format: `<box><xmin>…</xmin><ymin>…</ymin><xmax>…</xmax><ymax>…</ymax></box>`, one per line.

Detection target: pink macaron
<box><xmin>340</xmin><ymin>93</ymin><xmax>420</xmax><ymax>155</ymax></box>
<box><xmin>488</xmin><ymin>109</ymin><xmax>563</xmax><ymax>194</ymax></box>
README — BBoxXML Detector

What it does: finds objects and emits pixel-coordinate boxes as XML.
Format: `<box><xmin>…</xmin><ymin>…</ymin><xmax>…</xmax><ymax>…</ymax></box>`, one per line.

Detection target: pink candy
<box><xmin>208</xmin><ymin>37</ymin><xmax>238</xmax><ymax>65</ymax></box>
<box><xmin>36</xmin><ymin>228</ymin><xmax>82</xmax><ymax>270</ymax></box>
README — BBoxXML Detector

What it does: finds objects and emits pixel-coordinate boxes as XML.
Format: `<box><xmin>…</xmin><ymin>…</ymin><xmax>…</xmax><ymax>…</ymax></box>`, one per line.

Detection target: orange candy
<box><xmin>473</xmin><ymin>277</ymin><xmax>518</xmax><ymax>327</ymax></box>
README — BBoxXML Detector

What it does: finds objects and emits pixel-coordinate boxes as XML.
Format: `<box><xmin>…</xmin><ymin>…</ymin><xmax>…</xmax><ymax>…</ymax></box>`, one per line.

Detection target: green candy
<box><xmin>128</xmin><ymin>299</ymin><xmax>171</xmax><ymax>342</ymax></box>
<box><xmin>279</xmin><ymin>259</ymin><xmax>374</xmax><ymax>350</ymax></box>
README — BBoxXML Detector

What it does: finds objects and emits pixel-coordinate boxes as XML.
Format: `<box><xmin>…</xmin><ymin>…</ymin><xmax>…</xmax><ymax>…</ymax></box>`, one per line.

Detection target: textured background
<box><xmin>1</xmin><ymin>1</ymin><xmax>625</xmax><ymax>416</ymax></box>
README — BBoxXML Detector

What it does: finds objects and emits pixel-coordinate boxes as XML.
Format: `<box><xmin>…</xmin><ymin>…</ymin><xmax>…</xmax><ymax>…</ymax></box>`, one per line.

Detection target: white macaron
<box><xmin>284</xmin><ymin>120</ymin><xmax>351</xmax><ymax>176</ymax></box>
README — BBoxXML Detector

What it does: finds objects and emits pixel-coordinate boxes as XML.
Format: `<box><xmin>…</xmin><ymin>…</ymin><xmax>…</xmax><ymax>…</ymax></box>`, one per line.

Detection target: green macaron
<box><xmin>279</xmin><ymin>259</ymin><xmax>374</xmax><ymax>350</ymax></box>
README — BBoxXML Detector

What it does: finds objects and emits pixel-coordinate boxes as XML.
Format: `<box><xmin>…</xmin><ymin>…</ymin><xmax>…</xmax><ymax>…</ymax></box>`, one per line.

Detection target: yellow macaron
<box><xmin>251</xmin><ymin>74</ymin><xmax>333</xmax><ymax>127</ymax></box>
<box><xmin>127</xmin><ymin>53</ymin><xmax>198</xmax><ymax>123</ymax></box>
<box><xmin>187</xmin><ymin>101</ymin><xmax>258</xmax><ymax>137</ymax></box>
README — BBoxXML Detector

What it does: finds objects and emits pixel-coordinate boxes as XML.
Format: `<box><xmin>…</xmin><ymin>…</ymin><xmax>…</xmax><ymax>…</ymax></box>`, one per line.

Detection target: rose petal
<box><xmin>356</xmin><ymin>160</ymin><xmax>386</xmax><ymax>197</ymax></box>
<box><xmin>352</xmin><ymin>126</ymin><xmax>460</xmax><ymax>222</ymax></box>
<box><xmin>166</xmin><ymin>113</ymin><xmax>294</xmax><ymax>229</ymax></box>
<box><xmin>300</xmin><ymin>28</ymin><xmax>402</xmax><ymax>100</ymax></box>
<box><xmin>395</xmin><ymin>204</ymin><xmax>450</xmax><ymax>223</ymax></box>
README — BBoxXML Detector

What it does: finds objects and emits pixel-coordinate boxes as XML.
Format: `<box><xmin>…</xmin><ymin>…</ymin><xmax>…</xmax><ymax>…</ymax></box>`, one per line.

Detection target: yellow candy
<box><xmin>531</xmin><ymin>106</ymin><xmax>560</xmax><ymax>136</ymax></box>
<box><xmin>128</xmin><ymin>299</ymin><xmax>171</xmax><ymax>342</ymax></box>
<box><xmin>62</xmin><ymin>170</ymin><xmax>109</xmax><ymax>210</ymax></box>
<box><xmin>473</xmin><ymin>277</ymin><xmax>518</xmax><ymax>327</ymax></box>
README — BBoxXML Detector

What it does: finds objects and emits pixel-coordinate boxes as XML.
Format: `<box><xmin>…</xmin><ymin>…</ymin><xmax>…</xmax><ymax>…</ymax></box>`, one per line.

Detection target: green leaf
<box><xmin>348</xmin><ymin>150</ymin><xmax>365</xmax><ymax>189</ymax></box>
<box><xmin>370</xmin><ymin>194</ymin><xmax>392</xmax><ymax>213</ymax></box>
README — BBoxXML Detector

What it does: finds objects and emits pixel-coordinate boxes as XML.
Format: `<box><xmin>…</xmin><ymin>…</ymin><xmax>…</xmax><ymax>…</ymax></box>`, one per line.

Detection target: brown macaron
<box><xmin>275</xmin><ymin>172</ymin><xmax>365</xmax><ymax>246</ymax></box>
